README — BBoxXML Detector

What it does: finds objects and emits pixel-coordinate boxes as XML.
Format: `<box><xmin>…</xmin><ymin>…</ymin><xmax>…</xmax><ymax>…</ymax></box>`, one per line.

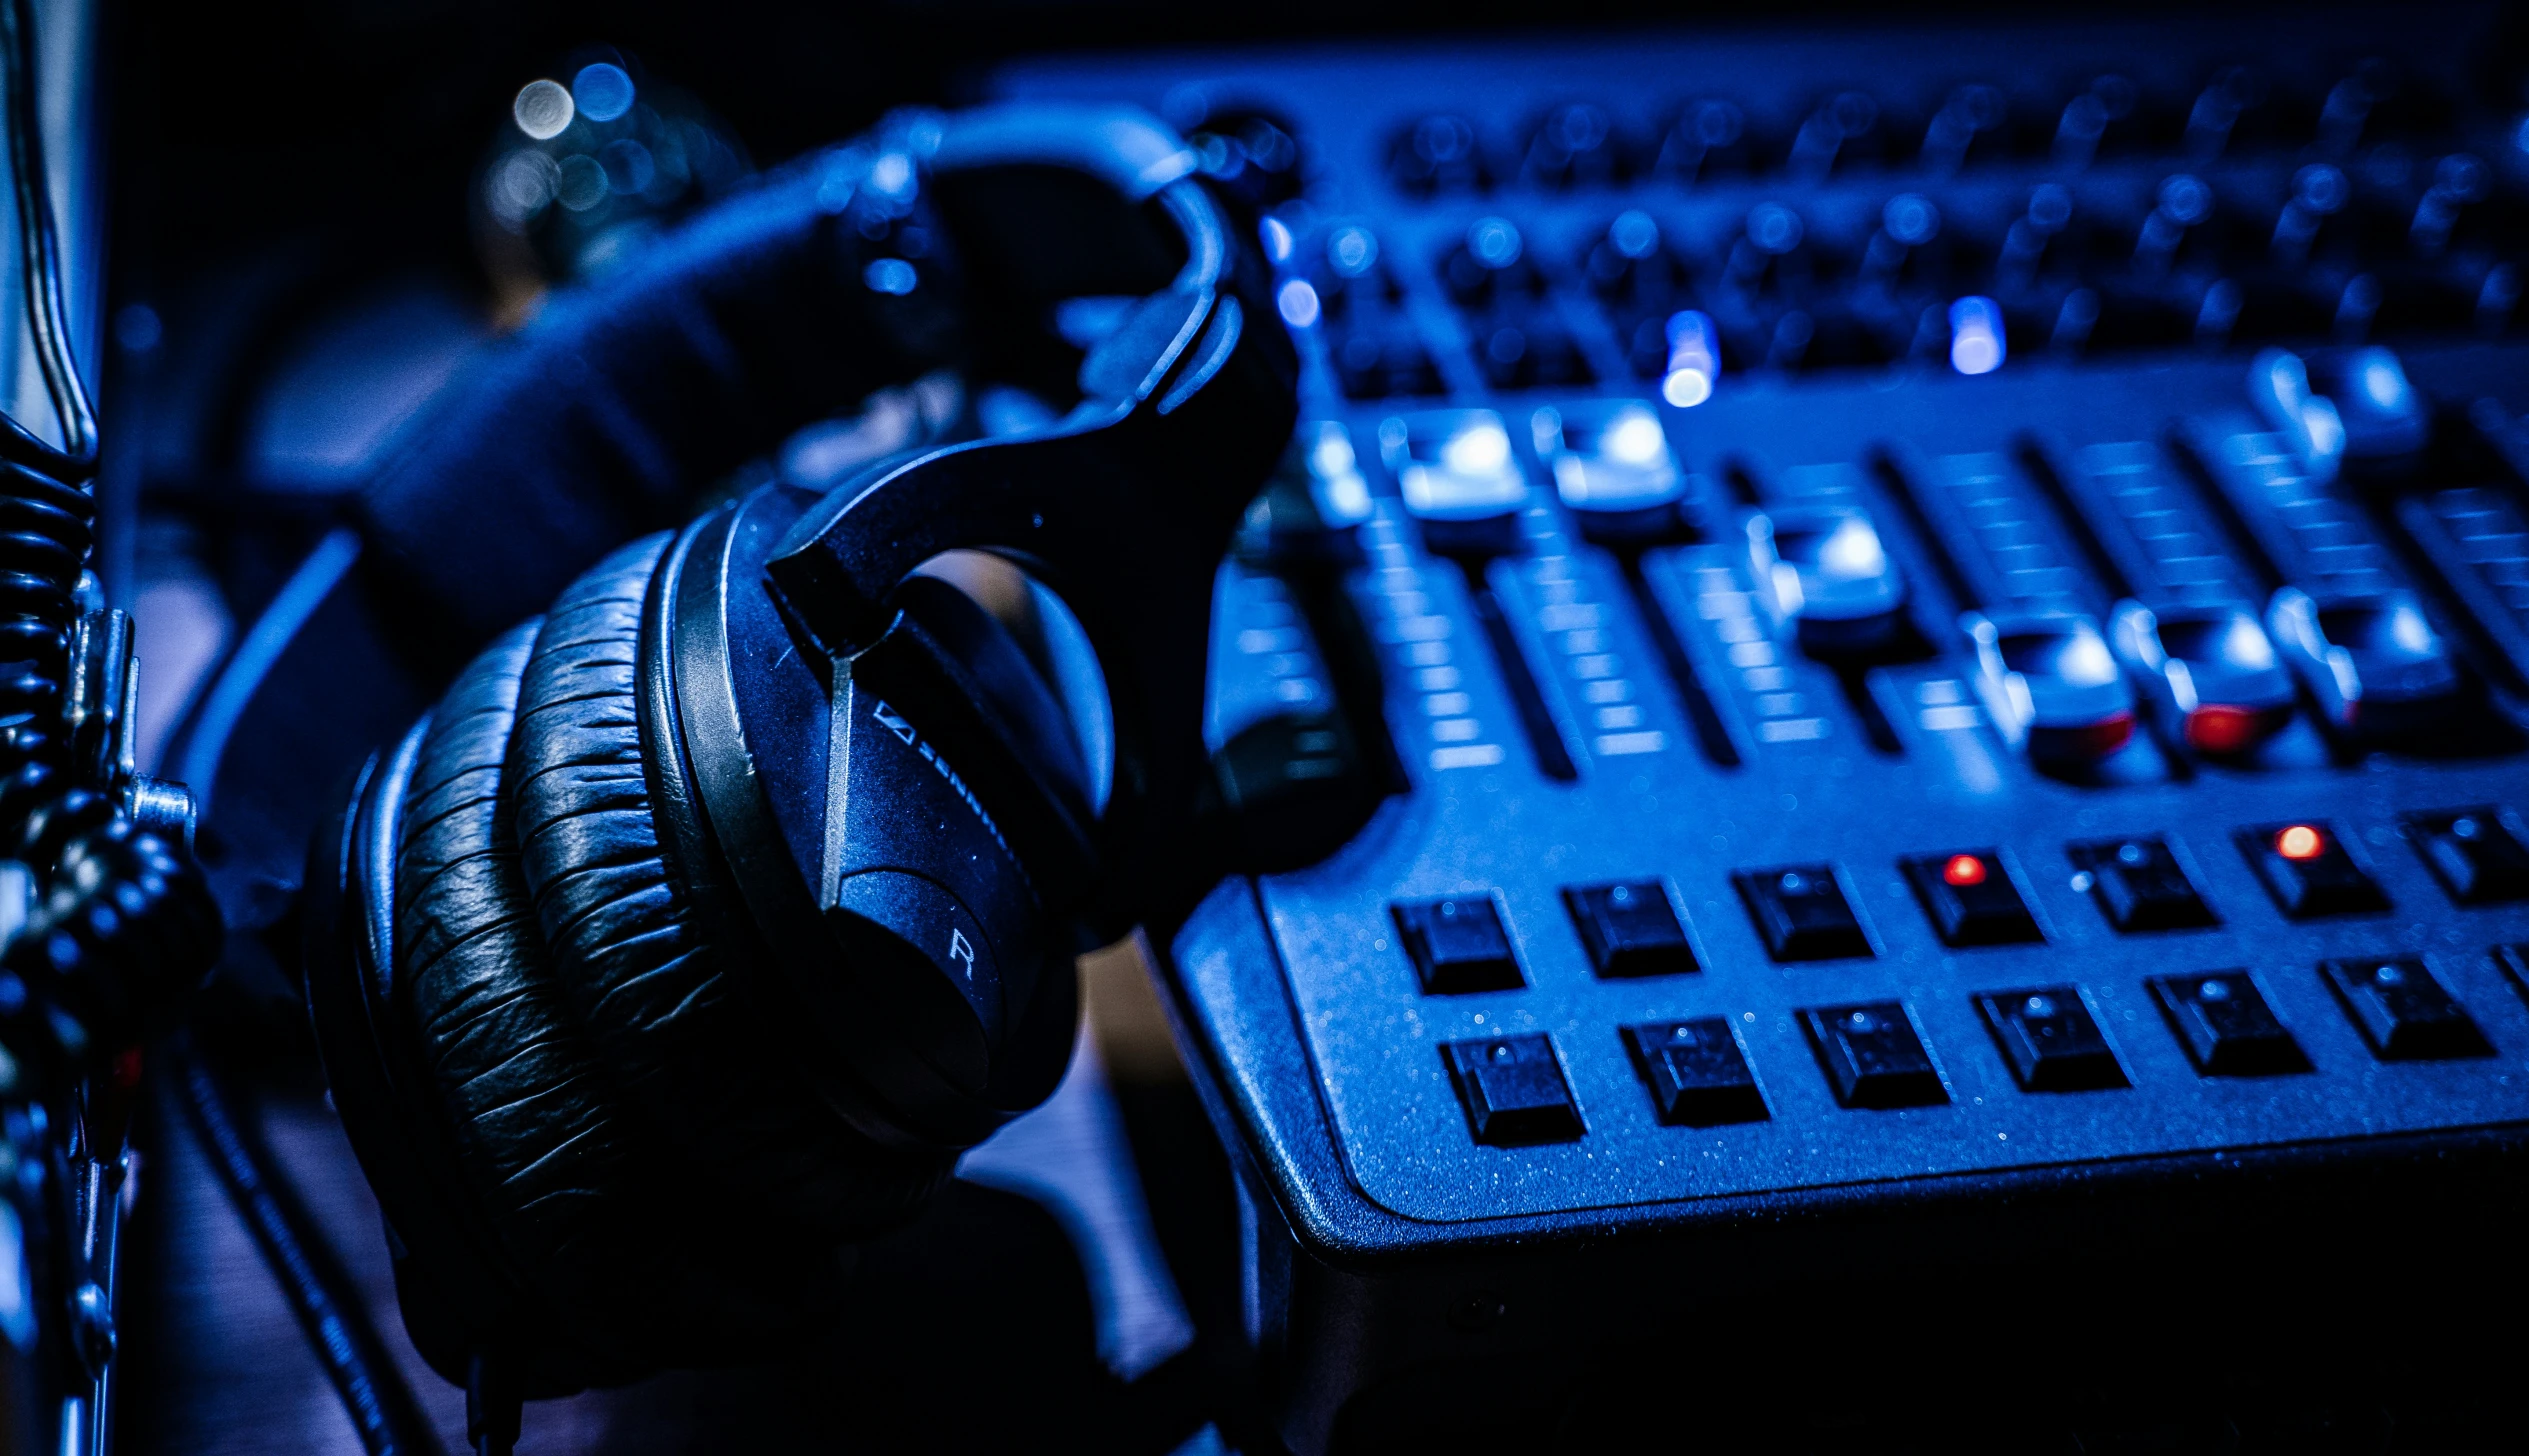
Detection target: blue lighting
<box><xmin>1466</xmin><ymin>216</ymin><xmax>1522</xmax><ymax>268</ymax></box>
<box><xmin>1661</xmin><ymin>310</ymin><xmax>1719</xmax><ymax>407</ymax></box>
<box><xmin>2355</xmin><ymin>348</ymin><xmax>2411</xmax><ymax>410</ymax></box>
<box><xmin>574</xmin><ymin>63</ymin><xmax>636</xmax><ymax>123</ymax></box>
<box><xmin>513</xmin><ymin>79</ymin><xmax>573</xmax><ymax>140</ymax></box>
<box><xmin>1949</xmin><ymin>295</ymin><xmax>2006</xmax><ymax>376</ymax></box>
<box><xmin>1277</xmin><ymin>278</ymin><xmax>1322</xmax><ymax>329</ymax></box>
<box><xmin>1326</xmin><ymin>225</ymin><xmax>1378</xmax><ymax>278</ymax></box>
<box><xmin>863</xmin><ymin>258</ymin><xmax>918</xmax><ymax>296</ymax></box>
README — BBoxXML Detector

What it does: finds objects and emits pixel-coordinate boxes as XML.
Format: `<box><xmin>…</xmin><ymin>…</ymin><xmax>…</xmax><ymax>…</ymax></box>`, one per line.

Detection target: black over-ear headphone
<box><xmin>296</xmin><ymin>105</ymin><xmax>1296</xmax><ymax>1419</ymax></box>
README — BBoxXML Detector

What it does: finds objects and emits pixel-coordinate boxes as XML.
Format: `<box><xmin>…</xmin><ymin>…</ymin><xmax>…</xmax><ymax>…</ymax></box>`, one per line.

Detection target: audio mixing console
<box><xmin>998</xmin><ymin>10</ymin><xmax>2529</xmax><ymax>1448</ymax></box>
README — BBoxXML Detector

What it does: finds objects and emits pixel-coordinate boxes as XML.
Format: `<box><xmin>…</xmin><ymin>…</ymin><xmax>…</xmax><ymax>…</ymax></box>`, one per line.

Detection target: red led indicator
<box><xmin>2276</xmin><ymin>824</ymin><xmax>2326</xmax><ymax>861</ymax></box>
<box><xmin>2185</xmin><ymin>705</ymin><xmax>2258</xmax><ymax>755</ymax></box>
<box><xmin>1942</xmin><ymin>854</ymin><xmax>1989</xmax><ymax>887</ymax></box>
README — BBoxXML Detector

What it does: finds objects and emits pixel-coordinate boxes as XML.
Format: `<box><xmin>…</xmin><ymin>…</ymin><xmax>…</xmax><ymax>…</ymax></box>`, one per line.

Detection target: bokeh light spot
<box><xmin>574</xmin><ymin>63</ymin><xmax>635</xmax><ymax>123</ymax></box>
<box><xmin>514</xmin><ymin>79</ymin><xmax>574</xmax><ymax>140</ymax></box>
<box><xmin>1276</xmin><ymin>278</ymin><xmax>1321</xmax><ymax>329</ymax></box>
<box><xmin>864</xmin><ymin>258</ymin><xmax>919</xmax><ymax>296</ymax></box>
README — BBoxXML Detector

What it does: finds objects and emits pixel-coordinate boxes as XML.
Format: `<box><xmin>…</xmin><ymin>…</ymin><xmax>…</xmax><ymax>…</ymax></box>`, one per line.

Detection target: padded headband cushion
<box><xmin>352</xmin><ymin>115</ymin><xmax>1198</xmax><ymax>676</ymax></box>
<box><xmin>356</xmin><ymin>157</ymin><xmax>964</xmax><ymax>668</ymax></box>
<box><xmin>501</xmin><ymin>535</ymin><xmax>951</xmax><ymax>1250</ymax></box>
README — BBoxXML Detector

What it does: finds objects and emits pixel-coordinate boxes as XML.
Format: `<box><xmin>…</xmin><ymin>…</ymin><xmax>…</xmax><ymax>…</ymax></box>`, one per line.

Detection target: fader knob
<box><xmin>2267</xmin><ymin>586</ymin><xmax>2463</xmax><ymax>744</ymax></box>
<box><xmin>1994</xmin><ymin>184</ymin><xmax>2074</xmax><ymax>294</ymax></box>
<box><xmin>2133</xmin><ymin>173</ymin><xmax>2216</xmax><ymax>281</ymax></box>
<box><xmin>2182</xmin><ymin>66</ymin><xmax>2265</xmax><ymax>162</ymax></box>
<box><xmin>1312</xmin><ymin>224</ymin><xmax>1394</xmax><ymax>320</ymax></box>
<box><xmin>2053</xmin><ymin>74</ymin><xmax>2138</xmax><ymax>171</ymax></box>
<box><xmin>1964</xmin><ymin>610</ymin><xmax>2137</xmax><ymax>766</ymax></box>
<box><xmin>1188</xmin><ymin>110</ymin><xmax>1304</xmax><ymax>207</ymax></box>
<box><xmin>1918</xmin><ymin>84</ymin><xmax>2004</xmax><ymax>175</ymax></box>
<box><xmin>1382</xmin><ymin>409</ymin><xmax>1530</xmax><ymax>557</ymax></box>
<box><xmin>1389</xmin><ymin>113</ymin><xmax>1487</xmax><ymax>194</ymax></box>
<box><xmin>2107</xmin><ymin>602</ymin><xmax>2296</xmax><ymax>756</ymax></box>
<box><xmin>1533</xmin><ymin>401</ymin><xmax>1687</xmax><ymax>544</ymax></box>
<box><xmin>1584</xmin><ymin>209</ymin><xmax>1669</xmax><ymax>299</ymax></box>
<box><xmin>1861</xmin><ymin>193</ymin><xmax>1942</xmax><ymax>285</ymax></box>
<box><xmin>2410</xmin><ymin>153</ymin><xmax>2491</xmax><ymax>260</ymax></box>
<box><xmin>1786</xmin><ymin>90</ymin><xmax>1879</xmax><ymax>179</ymax></box>
<box><xmin>1439</xmin><ymin>215</ymin><xmax>1539</xmax><ymax>307</ymax></box>
<box><xmin>2269</xmin><ymin>163</ymin><xmax>2351</xmax><ymax>268</ymax></box>
<box><xmin>1726</xmin><ymin>202</ymin><xmax>1806</xmax><ymax>289</ymax></box>
<box><xmin>1523</xmin><ymin>102</ymin><xmax>1623</xmax><ymax>190</ymax></box>
<box><xmin>1746</xmin><ymin>505</ymin><xmax>1908</xmax><ymax>657</ymax></box>
<box><xmin>1655</xmin><ymin>99</ymin><xmax>1748</xmax><ymax>181</ymax></box>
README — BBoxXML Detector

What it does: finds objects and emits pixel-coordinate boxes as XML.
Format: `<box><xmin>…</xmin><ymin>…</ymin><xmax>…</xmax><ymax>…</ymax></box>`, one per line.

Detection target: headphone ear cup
<box><xmin>302</xmin><ymin>732</ymin><xmax>531</xmax><ymax>1385</ymax></box>
<box><xmin>502</xmin><ymin>535</ymin><xmax>951</xmax><ymax>1266</ymax></box>
<box><xmin>398</xmin><ymin>603</ymin><xmax>878</xmax><ymax>1387</ymax></box>
<box><xmin>391</xmin><ymin>618</ymin><xmax>654</xmax><ymax>1387</ymax></box>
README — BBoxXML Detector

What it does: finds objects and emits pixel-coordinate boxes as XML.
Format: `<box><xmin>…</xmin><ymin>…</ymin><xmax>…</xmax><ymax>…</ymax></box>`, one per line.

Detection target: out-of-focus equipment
<box><xmin>979</xmin><ymin>10</ymin><xmax>2529</xmax><ymax>1450</ymax></box>
<box><xmin>163</xmin><ymin>4</ymin><xmax>2529</xmax><ymax>1450</ymax></box>
<box><xmin>296</xmin><ymin>105</ymin><xmax>1292</xmax><ymax>1453</ymax></box>
<box><xmin>0</xmin><ymin>0</ymin><xmax>221</xmax><ymax>1450</ymax></box>
<box><xmin>474</xmin><ymin>53</ymin><xmax>754</xmax><ymax>289</ymax></box>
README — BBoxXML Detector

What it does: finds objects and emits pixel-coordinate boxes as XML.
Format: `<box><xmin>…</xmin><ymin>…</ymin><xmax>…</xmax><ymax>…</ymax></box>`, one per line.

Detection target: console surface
<box><xmin>994</xmin><ymin>12</ymin><xmax>2529</xmax><ymax>1446</ymax></box>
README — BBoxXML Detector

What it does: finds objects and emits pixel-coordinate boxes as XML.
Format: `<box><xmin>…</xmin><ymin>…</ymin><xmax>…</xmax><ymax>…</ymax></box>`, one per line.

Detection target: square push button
<box><xmin>1623</xmin><ymin>1019</ymin><xmax>1766</xmax><ymax>1125</ymax></box>
<box><xmin>1903</xmin><ymin>851</ymin><xmax>2042</xmax><ymax>946</ymax></box>
<box><xmin>2149</xmin><ymin>972</ymin><xmax>2309</xmax><ymax>1076</ymax></box>
<box><xmin>1566</xmin><ymin>882</ymin><xmax>1696</xmax><ymax>978</ymax></box>
<box><xmin>2069</xmin><ymin>838</ymin><xmax>2218</xmax><ymax>931</ymax></box>
<box><xmin>1394</xmin><ymin>896</ymin><xmax>1523</xmax><ymax>994</ymax></box>
<box><xmin>2404</xmin><ymin>809</ymin><xmax>2529</xmax><ymax>905</ymax></box>
<box><xmin>2237</xmin><ymin>822</ymin><xmax>2389</xmax><ymax>918</ymax></box>
<box><xmin>1441</xmin><ymin>1034</ymin><xmax>1583</xmax><ymax>1145</ymax></box>
<box><xmin>2319</xmin><ymin>957</ymin><xmax>2490</xmax><ymax>1060</ymax></box>
<box><xmin>1736</xmin><ymin>866</ymin><xmax>1871</xmax><ymax>961</ymax></box>
<box><xmin>1976</xmin><ymin>987</ymin><xmax>2126</xmax><ymax>1091</ymax></box>
<box><xmin>1800</xmin><ymin>1002</ymin><xmax>1946</xmax><ymax>1108</ymax></box>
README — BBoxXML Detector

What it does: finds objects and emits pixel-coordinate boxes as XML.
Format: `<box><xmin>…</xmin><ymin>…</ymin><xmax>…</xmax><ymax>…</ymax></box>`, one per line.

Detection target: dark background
<box><xmin>97</xmin><ymin>4</ymin><xmax>2526</xmax><ymax>1452</ymax></box>
<box><xmin>105</xmin><ymin>0</ymin><xmax>2057</xmax><ymax>406</ymax></box>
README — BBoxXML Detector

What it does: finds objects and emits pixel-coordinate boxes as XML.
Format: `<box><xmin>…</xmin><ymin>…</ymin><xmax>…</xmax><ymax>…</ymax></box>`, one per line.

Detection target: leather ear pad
<box><xmin>391</xmin><ymin>619</ymin><xmax>657</xmax><ymax>1385</ymax></box>
<box><xmin>395</xmin><ymin>609</ymin><xmax>875</xmax><ymax>1388</ymax></box>
<box><xmin>503</xmin><ymin>535</ymin><xmax>952</xmax><ymax>1252</ymax></box>
<box><xmin>304</xmin><ymin>729</ymin><xmax>553</xmax><ymax>1389</ymax></box>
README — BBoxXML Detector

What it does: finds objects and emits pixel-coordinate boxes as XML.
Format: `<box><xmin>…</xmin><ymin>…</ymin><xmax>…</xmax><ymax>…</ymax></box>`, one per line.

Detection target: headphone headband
<box><xmin>291</xmin><ymin>103</ymin><xmax>1302</xmax><ymax>1408</ymax></box>
<box><xmin>761</xmin><ymin>180</ymin><xmax>1294</xmax><ymax>937</ymax></box>
<box><xmin>662</xmin><ymin>110</ymin><xmax>1294</xmax><ymax>1140</ymax></box>
<box><xmin>355</xmin><ymin>104</ymin><xmax>1255</xmax><ymax>661</ymax></box>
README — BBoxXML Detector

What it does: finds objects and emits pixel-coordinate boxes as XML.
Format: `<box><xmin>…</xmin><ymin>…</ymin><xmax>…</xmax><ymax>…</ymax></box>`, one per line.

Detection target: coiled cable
<box><xmin>0</xmin><ymin>463</ymin><xmax>89</xmax><ymax>746</ymax></box>
<box><xmin>0</xmin><ymin>0</ymin><xmax>217</xmax><ymax>1086</ymax></box>
<box><xmin>0</xmin><ymin>0</ymin><xmax>97</xmax><ymax>774</ymax></box>
<box><xmin>0</xmin><ymin>0</ymin><xmax>224</xmax><ymax>1451</ymax></box>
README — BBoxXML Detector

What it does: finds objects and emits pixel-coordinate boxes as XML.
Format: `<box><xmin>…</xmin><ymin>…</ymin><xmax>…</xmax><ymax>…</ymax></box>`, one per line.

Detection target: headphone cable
<box><xmin>0</xmin><ymin>0</ymin><xmax>93</xmax><ymax>472</ymax></box>
<box><xmin>0</xmin><ymin>3</ymin><xmax>227</xmax><ymax>1453</ymax></box>
<box><xmin>174</xmin><ymin>1042</ymin><xmax>447</xmax><ymax>1456</ymax></box>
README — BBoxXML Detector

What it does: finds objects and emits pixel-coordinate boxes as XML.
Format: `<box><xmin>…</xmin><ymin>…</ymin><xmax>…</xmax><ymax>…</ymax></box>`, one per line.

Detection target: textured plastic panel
<box><xmin>1000</xmin><ymin>10</ymin><xmax>2529</xmax><ymax>1233</ymax></box>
